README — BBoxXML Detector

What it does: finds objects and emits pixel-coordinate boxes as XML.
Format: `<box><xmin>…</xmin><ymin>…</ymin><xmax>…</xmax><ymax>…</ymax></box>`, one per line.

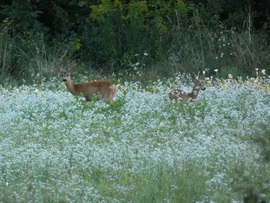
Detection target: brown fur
<box><xmin>168</xmin><ymin>76</ymin><xmax>206</xmax><ymax>103</ymax></box>
<box><xmin>61</xmin><ymin>70</ymin><xmax>117</xmax><ymax>104</ymax></box>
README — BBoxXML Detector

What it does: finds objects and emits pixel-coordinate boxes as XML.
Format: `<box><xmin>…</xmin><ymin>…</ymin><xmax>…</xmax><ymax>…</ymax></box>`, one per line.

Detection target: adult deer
<box><xmin>168</xmin><ymin>76</ymin><xmax>206</xmax><ymax>103</ymax></box>
<box><xmin>61</xmin><ymin>69</ymin><xmax>117</xmax><ymax>104</ymax></box>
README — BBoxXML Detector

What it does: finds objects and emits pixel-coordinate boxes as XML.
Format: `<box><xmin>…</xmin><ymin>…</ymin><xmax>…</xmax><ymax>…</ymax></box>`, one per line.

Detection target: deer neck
<box><xmin>64</xmin><ymin>80</ymin><xmax>77</xmax><ymax>95</ymax></box>
<box><xmin>188</xmin><ymin>87</ymin><xmax>200</xmax><ymax>100</ymax></box>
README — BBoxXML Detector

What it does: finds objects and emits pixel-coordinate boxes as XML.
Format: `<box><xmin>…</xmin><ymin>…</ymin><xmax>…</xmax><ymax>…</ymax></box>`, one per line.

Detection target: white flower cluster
<box><xmin>0</xmin><ymin>78</ymin><xmax>269</xmax><ymax>202</ymax></box>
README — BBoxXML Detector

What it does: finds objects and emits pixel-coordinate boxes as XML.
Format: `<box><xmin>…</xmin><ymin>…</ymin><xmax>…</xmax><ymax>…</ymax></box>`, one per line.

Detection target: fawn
<box><xmin>61</xmin><ymin>69</ymin><xmax>117</xmax><ymax>104</ymax></box>
<box><xmin>168</xmin><ymin>76</ymin><xmax>206</xmax><ymax>103</ymax></box>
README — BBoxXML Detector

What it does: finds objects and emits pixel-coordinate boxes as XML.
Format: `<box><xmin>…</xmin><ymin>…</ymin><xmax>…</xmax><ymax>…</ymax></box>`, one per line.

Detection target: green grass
<box><xmin>0</xmin><ymin>74</ymin><xmax>270</xmax><ymax>202</ymax></box>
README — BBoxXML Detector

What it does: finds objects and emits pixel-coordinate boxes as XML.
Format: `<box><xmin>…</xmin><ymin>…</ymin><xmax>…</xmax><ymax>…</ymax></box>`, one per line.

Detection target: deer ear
<box><xmin>59</xmin><ymin>69</ymin><xmax>64</xmax><ymax>75</ymax></box>
<box><xmin>67</xmin><ymin>67</ymin><xmax>73</xmax><ymax>73</ymax></box>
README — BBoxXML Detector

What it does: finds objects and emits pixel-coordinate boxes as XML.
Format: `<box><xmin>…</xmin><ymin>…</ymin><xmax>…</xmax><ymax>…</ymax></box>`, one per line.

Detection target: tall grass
<box><xmin>0</xmin><ymin>27</ymin><xmax>75</xmax><ymax>83</ymax></box>
<box><xmin>0</xmin><ymin>22</ymin><xmax>16</xmax><ymax>80</ymax></box>
<box><xmin>1</xmin><ymin>10</ymin><xmax>270</xmax><ymax>83</ymax></box>
<box><xmin>166</xmin><ymin>18</ymin><xmax>270</xmax><ymax>77</ymax></box>
<box><xmin>0</xmin><ymin>72</ymin><xmax>269</xmax><ymax>202</ymax></box>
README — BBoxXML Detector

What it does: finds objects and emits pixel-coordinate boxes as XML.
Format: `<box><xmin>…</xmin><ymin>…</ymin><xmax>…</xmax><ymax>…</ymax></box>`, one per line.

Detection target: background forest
<box><xmin>1</xmin><ymin>1</ymin><xmax>270</xmax><ymax>202</ymax></box>
<box><xmin>0</xmin><ymin>0</ymin><xmax>270</xmax><ymax>82</ymax></box>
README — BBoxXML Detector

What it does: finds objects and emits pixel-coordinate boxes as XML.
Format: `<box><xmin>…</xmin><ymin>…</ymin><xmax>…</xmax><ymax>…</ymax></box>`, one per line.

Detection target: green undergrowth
<box><xmin>0</xmin><ymin>74</ymin><xmax>269</xmax><ymax>202</ymax></box>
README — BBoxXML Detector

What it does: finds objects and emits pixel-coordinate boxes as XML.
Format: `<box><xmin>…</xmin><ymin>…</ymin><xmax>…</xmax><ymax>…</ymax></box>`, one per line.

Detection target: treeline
<box><xmin>0</xmin><ymin>0</ymin><xmax>270</xmax><ymax>80</ymax></box>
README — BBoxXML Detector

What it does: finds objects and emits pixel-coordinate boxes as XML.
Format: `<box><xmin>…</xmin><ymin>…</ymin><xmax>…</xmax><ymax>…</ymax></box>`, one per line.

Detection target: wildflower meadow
<box><xmin>0</xmin><ymin>72</ymin><xmax>270</xmax><ymax>202</ymax></box>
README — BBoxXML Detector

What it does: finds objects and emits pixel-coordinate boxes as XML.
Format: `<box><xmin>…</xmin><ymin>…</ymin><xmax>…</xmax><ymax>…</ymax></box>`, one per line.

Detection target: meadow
<box><xmin>0</xmin><ymin>72</ymin><xmax>270</xmax><ymax>203</ymax></box>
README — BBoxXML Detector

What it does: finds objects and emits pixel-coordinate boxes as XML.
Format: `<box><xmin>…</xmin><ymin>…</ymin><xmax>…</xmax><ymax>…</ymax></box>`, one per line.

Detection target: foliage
<box><xmin>0</xmin><ymin>18</ymin><xmax>15</xmax><ymax>80</ymax></box>
<box><xmin>0</xmin><ymin>0</ymin><xmax>43</xmax><ymax>31</ymax></box>
<box><xmin>0</xmin><ymin>0</ymin><xmax>270</xmax><ymax>80</ymax></box>
<box><xmin>0</xmin><ymin>74</ymin><xmax>270</xmax><ymax>202</ymax></box>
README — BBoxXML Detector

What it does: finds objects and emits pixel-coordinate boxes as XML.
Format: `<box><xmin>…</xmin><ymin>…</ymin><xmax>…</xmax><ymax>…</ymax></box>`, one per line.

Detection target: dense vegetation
<box><xmin>0</xmin><ymin>0</ymin><xmax>270</xmax><ymax>81</ymax></box>
<box><xmin>1</xmin><ymin>1</ymin><xmax>270</xmax><ymax>202</ymax></box>
<box><xmin>0</xmin><ymin>75</ymin><xmax>270</xmax><ymax>202</ymax></box>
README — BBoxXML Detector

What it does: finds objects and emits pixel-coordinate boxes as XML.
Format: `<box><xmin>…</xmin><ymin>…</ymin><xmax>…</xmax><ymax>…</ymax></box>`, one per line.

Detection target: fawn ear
<box><xmin>192</xmin><ymin>75</ymin><xmax>198</xmax><ymax>82</ymax></box>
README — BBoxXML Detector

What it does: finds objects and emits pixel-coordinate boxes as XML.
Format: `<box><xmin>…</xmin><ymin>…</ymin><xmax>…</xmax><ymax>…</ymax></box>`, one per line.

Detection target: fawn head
<box><xmin>192</xmin><ymin>76</ymin><xmax>206</xmax><ymax>91</ymax></box>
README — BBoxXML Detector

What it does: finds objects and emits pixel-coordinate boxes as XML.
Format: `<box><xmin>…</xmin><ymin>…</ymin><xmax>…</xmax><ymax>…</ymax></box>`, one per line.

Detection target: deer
<box><xmin>60</xmin><ymin>69</ymin><xmax>117</xmax><ymax>104</ymax></box>
<box><xmin>168</xmin><ymin>76</ymin><xmax>206</xmax><ymax>103</ymax></box>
